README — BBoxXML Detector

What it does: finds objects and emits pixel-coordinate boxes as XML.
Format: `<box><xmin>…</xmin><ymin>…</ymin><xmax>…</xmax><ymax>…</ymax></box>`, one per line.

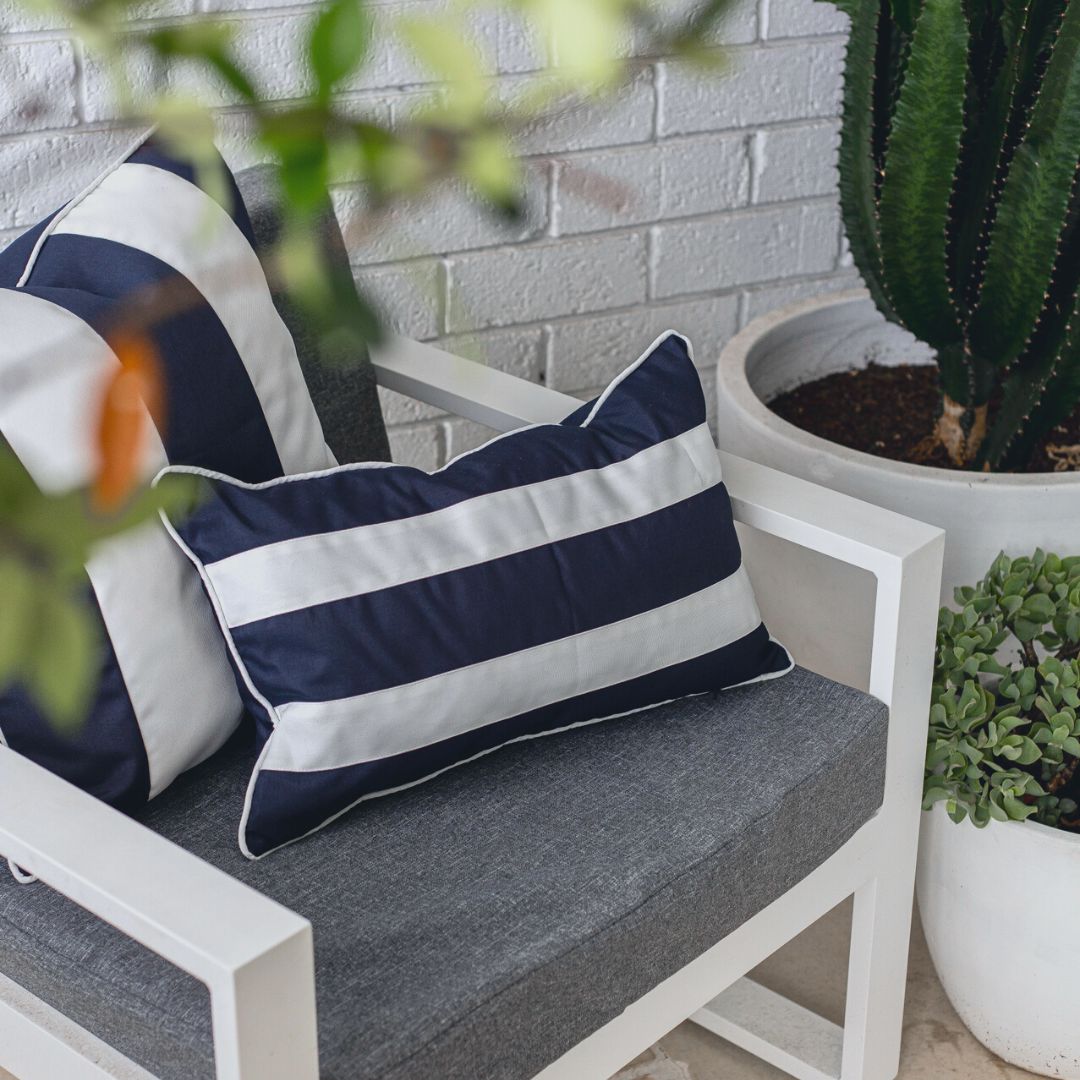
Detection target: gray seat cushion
<box><xmin>0</xmin><ymin>667</ymin><xmax>887</xmax><ymax>1080</ymax></box>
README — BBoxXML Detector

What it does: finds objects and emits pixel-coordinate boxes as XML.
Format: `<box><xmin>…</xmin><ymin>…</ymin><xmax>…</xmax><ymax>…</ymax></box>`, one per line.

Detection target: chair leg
<box><xmin>840</xmin><ymin>868</ymin><xmax>915</xmax><ymax>1080</ymax></box>
<box><xmin>210</xmin><ymin>925</ymin><xmax>320</xmax><ymax>1080</ymax></box>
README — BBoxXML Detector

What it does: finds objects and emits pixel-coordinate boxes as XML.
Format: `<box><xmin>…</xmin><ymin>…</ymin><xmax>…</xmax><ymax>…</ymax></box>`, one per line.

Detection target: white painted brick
<box><xmin>0</xmin><ymin>39</ymin><xmax>78</xmax><ymax>135</ymax></box>
<box><xmin>446</xmin><ymin>232</ymin><xmax>647</xmax><ymax>331</ymax></box>
<box><xmin>443</xmin><ymin>415</ymin><xmax>498</xmax><ymax>459</ymax></box>
<box><xmin>661</xmin><ymin>132</ymin><xmax>750</xmax><ymax>217</ymax></box>
<box><xmin>652</xmin><ymin>200</ymin><xmax>840</xmax><ymax>298</ymax></box>
<box><xmin>507</xmin><ymin>68</ymin><xmax>655</xmax><ymax>155</ymax></box>
<box><xmin>0</xmin><ymin>129</ymin><xmax>140</xmax><ymax>229</ymax></box>
<box><xmin>0</xmin><ymin>0</ymin><xmax>190</xmax><ymax>30</ymax></box>
<box><xmin>765</xmin><ymin>0</ymin><xmax>849</xmax><ymax>39</ymax></box>
<box><xmin>753</xmin><ymin>119</ymin><xmax>839</xmax><ymax>203</ymax></box>
<box><xmin>545</xmin><ymin>294</ymin><xmax>739</xmax><ymax>391</ymax></box>
<box><xmin>387</xmin><ymin>422</ymin><xmax>442</xmax><ymax>468</ymax></box>
<box><xmin>553</xmin><ymin>145</ymin><xmax>661</xmax><ymax>236</ymax></box>
<box><xmin>658</xmin><ymin>39</ymin><xmax>844</xmax><ymax>135</ymax></box>
<box><xmin>554</xmin><ymin>133</ymin><xmax>750</xmax><ymax>237</ymax></box>
<box><xmin>641</xmin><ymin>0</ymin><xmax>757</xmax><ymax>48</ymax></box>
<box><xmin>437</xmin><ymin>325</ymin><xmax>545</xmax><ymax>382</ymax></box>
<box><xmin>378</xmin><ymin>322</ymin><xmax>545</xmax><ymax>429</ymax></box>
<box><xmin>378</xmin><ymin>385</ymin><xmax>446</xmax><ymax>425</ymax></box>
<box><xmin>354</xmin><ymin>258</ymin><xmax>441</xmax><ymax>340</ymax></box>
<box><xmin>214</xmin><ymin>96</ymin><xmax>393</xmax><ymax>173</ymax></box>
<box><xmin>496</xmin><ymin>7</ymin><xmax>545</xmax><ymax>73</ymax></box>
<box><xmin>81</xmin><ymin>12</ymin><xmax>403</xmax><ymax>121</ymax></box>
<box><xmin>334</xmin><ymin>162</ymin><xmax>548</xmax><ymax>264</ymax></box>
<box><xmin>740</xmin><ymin>267</ymin><xmax>859</xmax><ymax>322</ymax></box>
<box><xmin>0</xmin><ymin>226</ymin><xmax>22</xmax><ymax>252</ymax></box>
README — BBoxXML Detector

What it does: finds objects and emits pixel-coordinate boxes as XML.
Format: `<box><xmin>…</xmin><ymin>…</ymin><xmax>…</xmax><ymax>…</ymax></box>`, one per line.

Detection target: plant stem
<box><xmin>936</xmin><ymin>395</ymin><xmax>989</xmax><ymax>465</ymax></box>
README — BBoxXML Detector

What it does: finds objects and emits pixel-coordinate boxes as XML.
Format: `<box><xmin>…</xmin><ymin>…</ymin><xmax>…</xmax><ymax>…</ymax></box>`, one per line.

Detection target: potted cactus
<box><xmin>712</xmin><ymin>0</ymin><xmax>1080</xmax><ymax>601</ymax></box>
<box><xmin>918</xmin><ymin>551</ymin><xmax>1080</xmax><ymax>1077</ymax></box>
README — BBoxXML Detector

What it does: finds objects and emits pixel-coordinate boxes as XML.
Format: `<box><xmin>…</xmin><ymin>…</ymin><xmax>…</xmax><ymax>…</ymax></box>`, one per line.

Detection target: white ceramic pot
<box><xmin>714</xmin><ymin>290</ymin><xmax>1080</xmax><ymax>604</ymax></box>
<box><xmin>917</xmin><ymin>804</ymin><xmax>1080</xmax><ymax>1077</ymax></box>
<box><xmin>716</xmin><ymin>290</ymin><xmax>1080</xmax><ymax>1076</ymax></box>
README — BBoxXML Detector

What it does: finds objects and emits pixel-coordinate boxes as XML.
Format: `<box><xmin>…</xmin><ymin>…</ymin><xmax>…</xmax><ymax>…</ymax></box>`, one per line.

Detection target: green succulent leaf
<box><xmin>967</xmin><ymin>0</ymin><xmax>1080</xmax><ymax>370</ymax></box>
<box><xmin>836</xmin><ymin>0</ymin><xmax>897</xmax><ymax>323</ymax></box>
<box><xmin>878</xmin><ymin>0</ymin><xmax>967</xmax><ymax>350</ymax></box>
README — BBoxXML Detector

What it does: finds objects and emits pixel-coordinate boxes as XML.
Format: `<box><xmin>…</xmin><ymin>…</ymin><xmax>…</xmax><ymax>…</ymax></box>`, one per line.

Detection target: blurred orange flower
<box><xmin>92</xmin><ymin>330</ymin><xmax>164</xmax><ymax>513</ymax></box>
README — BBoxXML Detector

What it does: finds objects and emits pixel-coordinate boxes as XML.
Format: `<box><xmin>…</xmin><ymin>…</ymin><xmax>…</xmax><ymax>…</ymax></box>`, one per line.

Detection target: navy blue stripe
<box><xmin>244</xmin><ymin>626</ymin><xmax>791</xmax><ymax>856</ymax></box>
<box><xmin>182</xmin><ymin>335</ymin><xmax>704</xmax><ymax>560</ymax></box>
<box><xmin>0</xmin><ymin>212</ymin><xmax>60</xmax><ymax>286</ymax></box>
<box><xmin>128</xmin><ymin>139</ymin><xmax>258</xmax><ymax>248</ymax></box>
<box><xmin>0</xmin><ymin>592</ymin><xmax>151</xmax><ymax>813</ymax></box>
<box><xmin>231</xmin><ymin>485</ymin><xmax>739</xmax><ymax>704</ymax></box>
<box><xmin>21</xmin><ymin>236</ymin><xmax>285</xmax><ymax>480</ymax></box>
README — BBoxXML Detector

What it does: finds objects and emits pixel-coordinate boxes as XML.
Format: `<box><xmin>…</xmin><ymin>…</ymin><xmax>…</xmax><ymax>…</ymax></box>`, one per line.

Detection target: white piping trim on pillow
<box><xmin>0</xmin><ymin>730</ymin><xmax>38</xmax><ymax>884</ymax></box>
<box><xmin>15</xmin><ymin>126</ymin><xmax>156</xmax><ymax>288</ymax></box>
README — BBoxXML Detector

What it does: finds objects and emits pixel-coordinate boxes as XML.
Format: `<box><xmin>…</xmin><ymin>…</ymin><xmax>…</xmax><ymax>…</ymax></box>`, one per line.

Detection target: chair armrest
<box><xmin>0</xmin><ymin>749</ymin><xmax>319</xmax><ymax>1079</ymax></box>
<box><xmin>372</xmin><ymin>334</ymin><xmax>581</xmax><ymax>428</ymax></box>
<box><xmin>369</xmin><ymin>333</ymin><xmax>943</xmax><ymax>571</ymax></box>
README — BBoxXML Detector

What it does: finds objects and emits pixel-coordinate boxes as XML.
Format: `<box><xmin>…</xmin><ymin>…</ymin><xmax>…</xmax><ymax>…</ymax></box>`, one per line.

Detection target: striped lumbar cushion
<box><xmin>0</xmin><ymin>138</ymin><xmax>337</xmax><ymax>812</ymax></box>
<box><xmin>163</xmin><ymin>332</ymin><xmax>792</xmax><ymax>857</ymax></box>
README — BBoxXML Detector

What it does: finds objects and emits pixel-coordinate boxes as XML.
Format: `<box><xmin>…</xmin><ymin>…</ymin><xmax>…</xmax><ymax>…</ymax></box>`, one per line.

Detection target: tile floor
<box><xmin>611</xmin><ymin>900</ymin><xmax>1036</xmax><ymax>1080</ymax></box>
<box><xmin>0</xmin><ymin>902</ymin><xmax>1037</xmax><ymax>1080</ymax></box>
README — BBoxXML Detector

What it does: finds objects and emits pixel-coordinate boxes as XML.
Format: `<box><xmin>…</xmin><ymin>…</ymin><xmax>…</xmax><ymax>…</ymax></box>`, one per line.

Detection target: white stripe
<box><xmin>206</xmin><ymin>422</ymin><xmax>722</xmax><ymax>627</ymax></box>
<box><xmin>0</xmin><ymin>292</ymin><xmax>241</xmax><ymax>796</ymax></box>
<box><xmin>86</xmin><ymin>526</ymin><xmax>243</xmax><ymax>797</ymax></box>
<box><xmin>0</xmin><ymin>291</ymin><xmax>165</xmax><ymax>491</ymax></box>
<box><xmin>53</xmin><ymin>162</ymin><xmax>336</xmax><ymax>474</ymax></box>
<box><xmin>261</xmin><ymin>567</ymin><xmax>763</xmax><ymax>773</ymax></box>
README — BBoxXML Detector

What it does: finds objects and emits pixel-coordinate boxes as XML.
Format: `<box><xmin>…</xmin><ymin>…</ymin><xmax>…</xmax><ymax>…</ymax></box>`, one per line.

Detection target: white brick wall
<box><xmin>0</xmin><ymin>0</ymin><xmax>854</xmax><ymax>466</ymax></box>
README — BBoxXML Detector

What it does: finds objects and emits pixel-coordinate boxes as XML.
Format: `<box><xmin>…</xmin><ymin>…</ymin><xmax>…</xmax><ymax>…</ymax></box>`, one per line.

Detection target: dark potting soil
<box><xmin>767</xmin><ymin>363</ymin><xmax>1080</xmax><ymax>473</ymax></box>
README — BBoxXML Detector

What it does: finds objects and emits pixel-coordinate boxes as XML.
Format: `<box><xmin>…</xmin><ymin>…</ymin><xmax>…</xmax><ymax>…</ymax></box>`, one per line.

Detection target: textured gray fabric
<box><xmin>0</xmin><ymin>668</ymin><xmax>886</xmax><ymax>1080</ymax></box>
<box><xmin>235</xmin><ymin>164</ymin><xmax>391</xmax><ymax>465</ymax></box>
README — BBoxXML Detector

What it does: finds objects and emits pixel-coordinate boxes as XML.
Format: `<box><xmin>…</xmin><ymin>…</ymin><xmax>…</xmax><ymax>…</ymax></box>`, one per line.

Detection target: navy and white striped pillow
<box><xmin>164</xmin><ymin>332</ymin><xmax>792</xmax><ymax>857</ymax></box>
<box><xmin>0</xmin><ymin>139</ymin><xmax>336</xmax><ymax>813</ymax></box>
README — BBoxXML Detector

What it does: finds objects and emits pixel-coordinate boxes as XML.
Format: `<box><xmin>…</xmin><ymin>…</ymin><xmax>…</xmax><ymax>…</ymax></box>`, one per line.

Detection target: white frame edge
<box><xmin>0</xmin><ymin>333</ymin><xmax>944</xmax><ymax>1080</ymax></box>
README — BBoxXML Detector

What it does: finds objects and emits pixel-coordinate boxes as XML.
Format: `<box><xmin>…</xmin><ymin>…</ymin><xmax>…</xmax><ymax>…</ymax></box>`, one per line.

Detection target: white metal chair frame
<box><xmin>0</xmin><ymin>334</ymin><xmax>944</xmax><ymax>1080</ymax></box>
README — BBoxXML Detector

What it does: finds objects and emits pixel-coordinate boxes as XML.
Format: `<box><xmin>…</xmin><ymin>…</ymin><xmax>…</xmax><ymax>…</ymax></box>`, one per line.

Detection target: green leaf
<box><xmin>878</xmin><ymin>0</ymin><xmax>967</xmax><ymax>350</ymax></box>
<box><xmin>836</xmin><ymin>0</ymin><xmax>898</xmax><ymax>322</ymax></box>
<box><xmin>0</xmin><ymin>557</ymin><xmax>34</xmax><ymax>688</ymax></box>
<box><xmin>952</xmin><ymin>0</ymin><xmax>1039</xmax><ymax>306</ymax></box>
<box><xmin>310</xmin><ymin>0</ymin><xmax>371</xmax><ymax>100</ymax></box>
<box><xmin>889</xmin><ymin>0</ymin><xmax>918</xmax><ymax>35</ymax></box>
<box><xmin>397</xmin><ymin>13</ymin><xmax>488</xmax><ymax>121</ymax></box>
<box><xmin>967</xmin><ymin>1</ymin><xmax>1080</xmax><ymax>370</ymax></box>
<box><xmin>24</xmin><ymin>580</ymin><xmax>100</xmax><ymax>732</ymax></box>
<box><xmin>146</xmin><ymin>24</ymin><xmax>258</xmax><ymax>103</ymax></box>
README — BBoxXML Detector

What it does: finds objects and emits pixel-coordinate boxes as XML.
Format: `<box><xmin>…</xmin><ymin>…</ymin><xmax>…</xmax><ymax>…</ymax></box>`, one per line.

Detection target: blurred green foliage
<box><xmin>2</xmin><ymin>0</ymin><xmax>732</xmax><ymax>727</ymax></box>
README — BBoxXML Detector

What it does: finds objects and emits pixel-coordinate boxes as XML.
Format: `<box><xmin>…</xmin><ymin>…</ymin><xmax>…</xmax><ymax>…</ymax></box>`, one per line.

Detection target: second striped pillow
<box><xmin>161</xmin><ymin>331</ymin><xmax>792</xmax><ymax>857</ymax></box>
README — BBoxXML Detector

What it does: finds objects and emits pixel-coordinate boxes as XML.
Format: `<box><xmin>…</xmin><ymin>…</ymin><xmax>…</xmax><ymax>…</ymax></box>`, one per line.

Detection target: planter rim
<box><xmin>720</xmin><ymin>289</ymin><xmax>1080</xmax><ymax>488</ymax></box>
<box><xmin>925</xmin><ymin>799</ymin><xmax>1080</xmax><ymax>852</ymax></box>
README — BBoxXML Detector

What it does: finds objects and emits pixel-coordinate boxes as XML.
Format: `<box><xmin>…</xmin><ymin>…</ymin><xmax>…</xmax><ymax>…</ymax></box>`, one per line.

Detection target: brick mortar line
<box><xmin>0</xmin><ymin>108</ymin><xmax>841</xmax><ymax>155</ymax></box>
<box><xmin>344</xmin><ymin>193</ymin><xmax>839</xmax><ymax>273</ymax></box>
<box><xmin>370</xmin><ymin>266</ymin><xmax>858</xmax><ymax>349</ymax></box>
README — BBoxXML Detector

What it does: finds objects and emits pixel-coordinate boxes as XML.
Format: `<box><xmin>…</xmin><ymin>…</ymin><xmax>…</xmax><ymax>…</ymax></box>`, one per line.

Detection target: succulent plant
<box><xmin>926</xmin><ymin>551</ymin><xmax>1080</xmax><ymax>828</ymax></box>
<box><xmin>833</xmin><ymin>0</ymin><xmax>1080</xmax><ymax>468</ymax></box>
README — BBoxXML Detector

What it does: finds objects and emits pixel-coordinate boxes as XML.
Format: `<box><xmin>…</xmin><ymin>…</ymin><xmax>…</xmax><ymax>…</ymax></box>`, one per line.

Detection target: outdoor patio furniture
<box><xmin>0</xmin><ymin>166</ymin><xmax>944</xmax><ymax>1080</ymax></box>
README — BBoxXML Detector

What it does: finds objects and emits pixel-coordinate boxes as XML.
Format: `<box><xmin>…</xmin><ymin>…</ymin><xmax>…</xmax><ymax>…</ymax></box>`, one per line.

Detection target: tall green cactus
<box><xmin>834</xmin><ymin>0</ymin><xmax>1080</xmax><ymax>469</ymax></box>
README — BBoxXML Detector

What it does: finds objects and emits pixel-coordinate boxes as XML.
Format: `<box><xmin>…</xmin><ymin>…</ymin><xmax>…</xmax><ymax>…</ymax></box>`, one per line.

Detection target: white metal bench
<box><xmin>0</xmin><ymin>328</ymin><xmax>943</xmax><ymax>1080</ymax></box>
